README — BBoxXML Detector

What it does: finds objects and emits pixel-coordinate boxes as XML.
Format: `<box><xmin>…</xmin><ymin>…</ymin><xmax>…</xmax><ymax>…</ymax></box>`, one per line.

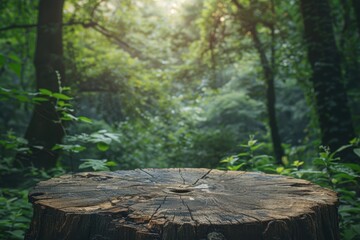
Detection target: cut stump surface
<box><xmin>26</xmin><ymin>168</ymin><xmax>339</xmax><ymax>240</ymax></box>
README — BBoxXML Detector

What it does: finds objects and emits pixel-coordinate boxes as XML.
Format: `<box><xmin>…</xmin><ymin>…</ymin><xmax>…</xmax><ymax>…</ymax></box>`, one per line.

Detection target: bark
<box><xmin>231</xmin><ymin>0</ymin><xmax>284</xmax><ymax>163</ymax></box>
<box><xmin>339</xmin><ymin>0</ymin><xmax>360</xmax><ymax>116</ymax></box>
<box><xmin>250</xmin><ymin>26</ymin><xmax>284</xmax><ymax>164</ymax></box>
<box><xmin>26</xmin><ymin>168</ymin><xmax>340</xmax><ymax>240</ymax></box>
<box><xmin>300</xmin><ymin>0</ymin><xmax>356</xmax><ymax>160</ymax></box>
<box><xmin>339</xmin><ymin>0</ymin><xmax>360</xmax><ymax>89</ymax></box>
<box><xmin>21</xmin><ymin>0</ymin><xmax>65</xmax><ymax>168</ymax></box>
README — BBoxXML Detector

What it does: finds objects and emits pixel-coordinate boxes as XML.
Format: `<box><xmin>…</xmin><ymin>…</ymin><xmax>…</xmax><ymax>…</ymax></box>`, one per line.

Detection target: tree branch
<box><xmin>1</xmin><ymin>19</ymin><xmax>160</xmax><ymax>64</ymax></box>
<box><xmin>91</xmin><ymin>23</ymin><xmax>135</xmax><ymax>54</ymax></box>
<box><xmin>0</xmin><ymin>24</ymin><xmax>38</xmax><ymax>31</ymax></box>
<box><xmin>0</xmin><ymin>20</ymin><xmax>96</xmax><ymax>32</ymax></box>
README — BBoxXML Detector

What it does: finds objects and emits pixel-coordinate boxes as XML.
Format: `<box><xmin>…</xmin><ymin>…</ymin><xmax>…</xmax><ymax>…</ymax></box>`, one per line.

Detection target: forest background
<box><xmin>0</xmin><ymin>0</ymin><xmax>360</xmax><ymax>239</ymax></box>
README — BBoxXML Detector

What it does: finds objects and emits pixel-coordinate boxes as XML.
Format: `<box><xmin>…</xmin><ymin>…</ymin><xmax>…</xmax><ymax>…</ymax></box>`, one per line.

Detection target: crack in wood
<box><xmin>180</xmin><ymin>196</ymin><xmax>199</xmax><ymax>238</ymax></box>
<box><xmin>205</xmin><ymin>215</ymin><xmax>214</xmax><ymax>226</ymax></box>
<box><xmin>149</xmin><ymin>196</ymin><xmax>168</xmax><ymax>223</ymax></box>
<box><xmin>262</xmin><ymin>220</ymin><xmax>287</xmax><ymax>236</ymax></box>
<box><xmin>138</xmin><ymin>169</ymin><xmax>155</xmax><ymax>178</ymax></box>
<box><xmin>211</xmin><ymin>197</ymin><xmax>263</xmax><ymax>223</ymax></box>
<box><xmin>192</xmin><ymin>169</ymin><xmax>213</xmax><ymax>185</ymax></box>
<box><xmin>178</xmin><ymin>168</ymin><xmax>186</xmax><ymax>185</ymax></box>
<box><xmin>180</xmin><ymin>196</ymin><xmax>198</xmax><ymax>225</ymax></box>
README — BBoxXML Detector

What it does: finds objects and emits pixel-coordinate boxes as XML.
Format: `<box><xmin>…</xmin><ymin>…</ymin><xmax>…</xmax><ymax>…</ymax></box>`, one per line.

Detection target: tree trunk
<box><xmin>250</xmin><ymin>26</ymin><xmax>284</xmax><ymax>164</ymax></box>
<box><xmin>339</xmin><ymin>0</ymin><xmax>360</xmax><ymax>134</ymax></box>
<box><xmin>21</xmin><ymin>0</ymin><xmax>65</xmax><ymax>168</ymax></box>
<box><xmin>26</xmin><ymin>168</ymin><xmax>339</xmax><ymax>240</ymax></box>
<box><xmin>338</xmin><ymin>0</ymin><xmax>360</xmax><ymax>91</ymax></box>
<box><xmin>231</xmin><ymin>0</ymin><xmax>284</xmax><ymax>164</ymax></box>
<box><xmin>300</xmin><ymin>0</ymin><xmax>356</xmax><ymax>160</ymax></box>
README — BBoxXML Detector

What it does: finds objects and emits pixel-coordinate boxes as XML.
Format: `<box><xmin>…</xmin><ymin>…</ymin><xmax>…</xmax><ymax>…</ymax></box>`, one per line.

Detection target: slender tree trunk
<box><xmin>250</xmin><ymin>26</ymin><xmax>284</xmax><ymax>164</ymax></box>
<box><xmin>300</xmin><ymin>0</ymin><xmax>356</xmax><ymax>160</ymax></box>
<box><xmin>231</xmin><ymin>0</ymin><xmax>284</xmax><ymax>163</ymax></box>
<box><xmin>339</xmin><ymin>0</ymin><xmax>360</xmax><ymax>105</ymax></box>
<box><xmin>21</xmin><ymin>0</ymin><xmax>65</xmax><ymax>169</ymax></box>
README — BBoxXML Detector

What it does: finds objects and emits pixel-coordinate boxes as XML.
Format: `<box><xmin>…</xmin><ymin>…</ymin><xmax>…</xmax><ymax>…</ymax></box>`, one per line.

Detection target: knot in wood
<box><xmin>168</xmin><ymin>187</ymin><xmax>193</xmax><ymax>194</ymax></box>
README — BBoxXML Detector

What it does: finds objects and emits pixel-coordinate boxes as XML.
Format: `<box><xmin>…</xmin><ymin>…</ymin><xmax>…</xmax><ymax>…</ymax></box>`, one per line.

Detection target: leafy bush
<box><xmin>219</xmin><ymin>136</ymin><xmax>360</xmax><ymax>240</ymax></box>
<box><xmin>0</xmin><ymin>189</ymin><xmax>31</xmax><ymax>240</ymax></box>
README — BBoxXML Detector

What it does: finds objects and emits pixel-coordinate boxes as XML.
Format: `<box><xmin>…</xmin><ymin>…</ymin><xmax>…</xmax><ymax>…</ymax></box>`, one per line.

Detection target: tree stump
<box><xmin>25</xmin><ymin>168</ymin><xmax>339</xmax><ymax>240</ymax></box>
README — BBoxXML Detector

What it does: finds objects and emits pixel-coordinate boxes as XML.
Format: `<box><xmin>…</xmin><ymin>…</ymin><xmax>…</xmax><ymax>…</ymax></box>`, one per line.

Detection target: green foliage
<box><xmin>79</xmin><ymin>159</ymin><xmax>117</xmax><ymax>171</ymax></box>
<box><xmin>1</xmin><ymin>0</ymin><xmax>359</xmax><ymax>239</ymax></box>
<box><xmin>0</xmin><ymin>86</ymin><xmax>119</xmax><ymax>239</ymax></box>
<box><xmin>220</xmin><ymin>137</ymin><xmax>360</xmax><ymax>239</ymax></box>
<box><xmin>0</xmin><ymin>131</ymin><xmax>28</xmax><ymax>178</ymax></box>
<box><xmin>0</xmin><ymin>189</ymin><xmax>32</xmax><ymax>240</ymax></box>
<box><xmin>220</xmin><ymin>135</ymin><xmax>271</xmax><ymax>171</ymax></box>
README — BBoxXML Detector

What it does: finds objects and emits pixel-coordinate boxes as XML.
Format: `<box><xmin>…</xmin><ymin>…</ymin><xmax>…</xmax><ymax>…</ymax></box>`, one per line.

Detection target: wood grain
<box><xmin>25</xmin><ymin>168</ymin><xmax>339</xmax><ymax>240</ymax></box>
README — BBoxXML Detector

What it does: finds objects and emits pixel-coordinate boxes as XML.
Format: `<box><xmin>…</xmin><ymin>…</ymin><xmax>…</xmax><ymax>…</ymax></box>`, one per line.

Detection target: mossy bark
<box><xmin>300</xmin><ymin>0</ymin><xmax>356</xmax><ymax>161</ymax></box>
<box><xmin>21</xmin><ymin>0</ymin><xmax>65</xmax><ymax>168</ymax></box>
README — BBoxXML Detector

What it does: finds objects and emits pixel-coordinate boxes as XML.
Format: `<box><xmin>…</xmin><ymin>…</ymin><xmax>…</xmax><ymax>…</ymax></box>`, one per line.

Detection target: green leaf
<box><xmin>250</xmin><ymin>143</ymin><xmax>264</xmax><ymax>151</ymax></box>
<box><xmin>32</xmin><ymin>145</ymin><xmax>44</xmax><ymax>150</ymax></box>
<box><xmin>331</xmin><ymin>144</ymin><xmax>352</xmax><ymax>158</ymax></box>
<box><xmin>8</xmin><ymin>63</ymin><xmax>21</xmax><ymax>77</ymax></box>
<box><xmin>354</xmin><ymin>148</ymin><xmax>360</xmax><ymax>158</ymax></box>
<box><xmin>106</xmin><ymin>161</ymin><xmax>118</xmax><ymax>167</ymax></box>
<box><xmin>7</xmin><ymin>229</ymin><xmax>24</xmax><ymax>239</ymax></box>
<box><xmin>61</xmin><ymin>87</ymin><xmax>71</xmax><ymax>91</ymax></box>
<box><xmin>220</xmin><ymin>156</ymin><xmax>234</xmax><ymax>163</ymax></box>
<box><xmin>79</xmin><ymin>159</ymin><xmax>109</xmax><ymax>171</ymax></box>
<box><xmin>252</xmin><ymin>155</ymin><xmax>272</xmax><ymax>160</ymax></box>
<box><xmin>8</xmin><ymin>53</ymin><xmax>21</xmax><ymax>62</ymax></box>
<box><xmin>32</xmin><ymin>97</ymin><xmax>49</xmax><ymax>102</ymax></box>
<box><xmin>247</xmin><ymin>139</ymin><xmax>257</xmax><ymax>147</ymax></box>
<box><xmin>296</xmin><ymin>170</ymin><xmax>324</xmax><ymax>175</ymax></box>
<box><xmin>282</xmin><ymin>156</ymin><xmax>289</xmax><ymax>166</ymax></box>
<box><xmin>342</xmin><ymin>163</ymin><xmax>360</xmax><ymax>173</ymax></box>
<box><xmin>103</xmin><ymin>132</ymin><xmax>120</xmax><ymax>142</ymax></box>
<box><xmin>78</xmin><ymin>116</ymin><xmax>92</xmax><ymax>124</ymax></box>
<box><xmin>90</xmin><ymin>131</ymin><xmax>113</xmax><ymax>145</ymax></box>
<box><xmin>292</xmin><ymin>160</ymin><xmax>304</xmax><ymax>168</ymax></box>
<box><xmin>52</xmin><ymin>93</ymin><xmax>72</xmax><ymax>100</ymax></box>
<box><xmin>0</xmin><ymin>87</ymin><xmax>11</xmax><ymax>93</ymax></box>
<box><xmin>61</xmin><ymin>113</ymin><xmax>78</xmax><ymax>121</ymax></box>
<box><xmin>52</xmin><ymin>144</ymin><xmax>85</xmax><ymax>153</ymax></box>
<box><xmin>39</xmin><ymin>89</ymin><xmax>53</xmax><ymax>96</ymax></box>
<box><xmin>313</xmin><ymin>158</ymin><xmax>326</xmax><ymax>167</ymax></box>
<box><xmin>16</xmin><ymin>147</ymin><xmax>30</xmax><ymax>152</ymax></box>
<box><xmin>57</xmin><ymin>101</ymin><xmax>72</xmax><ymax>107</ymax></box>
<box><xmin>276</xmin><ymin>167</ymin><xmax>284</xmax><ymax>173</ymax></box>
<box><xmin>15</xmin><ymin>95</ymin><xmax>29</xmax><ymax>102</ymax></box>
<box><xmin>227</xmin><ymin>163</ymin><xmax>245</xmax><ymax>171</ymax></box>
<box><xmin>332</xmin><ymin>165</ymin><xmax>359</xmax><ymax>178</ymax></box>
<box><xmin>97</xmin><ymin>142</ymin><xmax>110</xmax><ymax>151</ymax></box>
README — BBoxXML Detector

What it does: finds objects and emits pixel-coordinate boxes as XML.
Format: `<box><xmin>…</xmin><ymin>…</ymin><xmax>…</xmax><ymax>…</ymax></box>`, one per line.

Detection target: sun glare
<box><xmin>154</xmin><ymin>0</ymin><xmax>190</xmax><ymax>16</ymax></box>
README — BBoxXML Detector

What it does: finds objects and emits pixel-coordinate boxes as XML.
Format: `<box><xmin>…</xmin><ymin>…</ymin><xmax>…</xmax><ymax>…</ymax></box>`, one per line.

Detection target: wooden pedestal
<box><xmin>25</xmin><ymin>168</ymin><xmax>339</xmax><ymax>240</ymax></box>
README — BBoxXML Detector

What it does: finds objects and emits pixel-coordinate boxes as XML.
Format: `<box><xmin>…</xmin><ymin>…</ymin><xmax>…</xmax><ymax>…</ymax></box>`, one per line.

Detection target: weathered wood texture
<box><xmin>26</xmin><ymin>168</ymin><xmax>339</xmax><ymax>240</ymax></box>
